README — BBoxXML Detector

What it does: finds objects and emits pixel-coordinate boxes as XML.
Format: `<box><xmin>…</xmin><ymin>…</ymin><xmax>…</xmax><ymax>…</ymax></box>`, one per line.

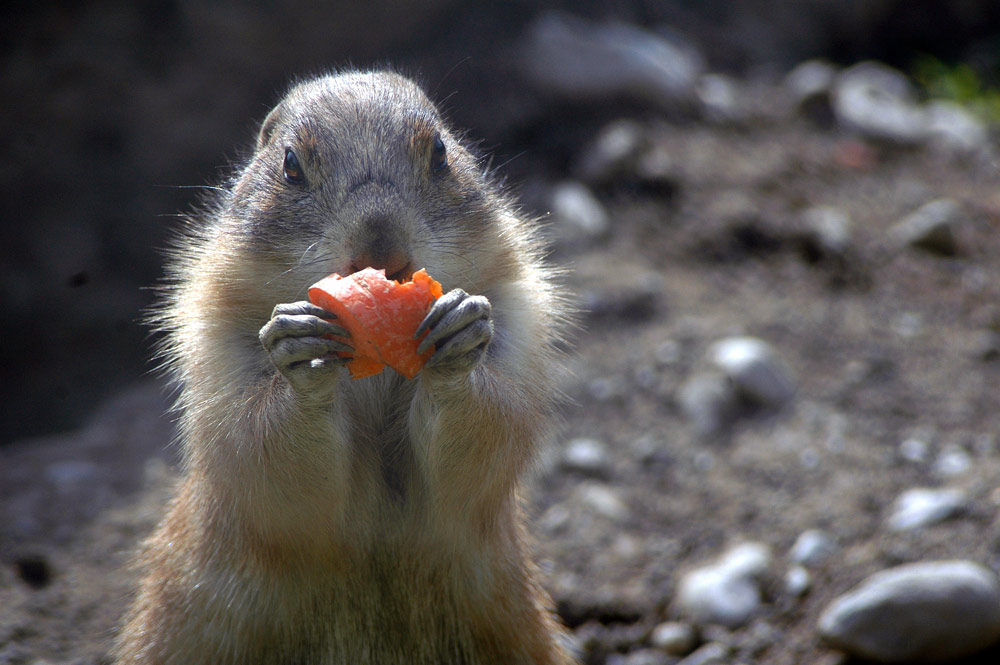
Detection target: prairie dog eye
<box><xmin>283</xmin><ymin>148</ymin><xmax>304</xmax><ymax>185</ymax></box>
<box><xmin>430</xmin><ymin>132</ymin><xmax>448</xmax><ymax>173</ymax></box>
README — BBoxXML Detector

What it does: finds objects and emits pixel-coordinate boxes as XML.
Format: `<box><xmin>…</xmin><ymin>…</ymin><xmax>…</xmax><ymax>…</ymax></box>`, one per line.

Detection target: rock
<box><xmin>649</xmin><ymin>621</ymin><xmax>697</xmax><ymax>656</ymax></box>
<box><xmin>887</xmin><ymin>487</ymin><xmax>968</xmax><ymax>532</ymax></box>
<box><xmin>818</xmin><ymin>560</ymin><xmax>1000</xmax><ymax>663</ymax></box>
<box><xmin>708</xmin><ymin>337</ymin><xmax>795</xmax><ymax>408</ymax></box>
<box><xmin>800</xmin><ymin>205</ymin><xmax>852</xmax><ymax>258</ymax></box>
<box><xmin>696</xmin><ymin>73</ymin><xmax>742</xmax><ymax>123</ymax></box>
<box><xmin>549</xmin><ymin>181</ymin><xmax>610</xmax><ymax>240</ymax></box>
<box><xmin>574</xmin><ymin>119</ymin><xmax>647</xmax><ymax>185</ymax></box>
<box><xmin>887</xmin><ymin>198</ymin><xmax>963</xmax><ymax>256</ymax></box>
<box><xmin>678</xmin><ymin>372</ymin><xmax>738</xmax><ymax>436</ymax></box>
<box><xmin>784</xmin><ymin>59</ymin><xmax>838</xmax><ymax>123</ymax></box>
<box><xmin>832</xmin><ymin>61</ymin><xmax>926</xmax><ymax>144</ymax></box>
<box><xmin>675</xmin><ymin>542</ymin><xmax>772</xmax><ymax>629</ymax></box>
<box><xmin>933</xmin><ymin>444</ymin><xmax>973</xmax><ymax>477</ymax></box>
<box><xmin>562</xmin><ymin>437</ymin><xmax>611</xmax><ymax>476</ymax></box>
<box><xmin>924</xmin><ymin>100</ymin><xmax>990</xmax><ymax>154</ymax></box>
<box><xmin>789</xmin><ymin>529</ymin><xmax>837</xmax><ymax>567</ymax></box>
<box><xmin>676</xmin><ymin>642</ymin><xmax>729</xmax><ymax>665</ymax></box>
<box><xmin>785</xmin><ymin>565</ymin><xmax>811</xmax><ymax>597</ymax></box>
<box><xmin>898</xmin><ymin>436</ymin><xmax>930</xmax><ymax>463</ymax></box>
<box><xmin>519</xmin><ymin>12</ymin><xmax>705</xmax><ymax>109</ymax></box>
<box><xmin>577</xmin><ymin>482</ymin><xmax>630</xmax><ymax>520</ymax></box>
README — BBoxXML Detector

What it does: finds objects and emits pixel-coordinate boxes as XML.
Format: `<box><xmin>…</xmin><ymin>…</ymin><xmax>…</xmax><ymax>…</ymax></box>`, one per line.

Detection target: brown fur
<box><xmin>114</xmin><ymin>70</ymin><xmax>575</xmax><ymax>664</ymax></box>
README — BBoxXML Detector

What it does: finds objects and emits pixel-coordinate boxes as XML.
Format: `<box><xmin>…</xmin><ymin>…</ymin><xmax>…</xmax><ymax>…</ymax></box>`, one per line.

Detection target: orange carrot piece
<box><xmin>307</xmin><ymin>268</ymin><xmax>443</xmax><ymax>379</ymax></box>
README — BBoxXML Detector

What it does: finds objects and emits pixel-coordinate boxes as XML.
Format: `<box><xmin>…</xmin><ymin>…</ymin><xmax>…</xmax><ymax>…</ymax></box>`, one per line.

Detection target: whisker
<box><xmin>153</xmin><ymin>184</ymin><xmax>228</xmax><ymax>192</ymax></box>
<box><xmin>489</xmin><ymin>150</ymin><xmax>526</xmax><ymax>174</ymax></box>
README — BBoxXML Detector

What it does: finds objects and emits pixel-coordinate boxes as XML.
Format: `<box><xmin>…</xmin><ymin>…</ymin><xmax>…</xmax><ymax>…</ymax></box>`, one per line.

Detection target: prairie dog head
<box><xmin>221</xmin><ymin>71</ymin><xmax>509</xmax><ymax>302</ymax></box>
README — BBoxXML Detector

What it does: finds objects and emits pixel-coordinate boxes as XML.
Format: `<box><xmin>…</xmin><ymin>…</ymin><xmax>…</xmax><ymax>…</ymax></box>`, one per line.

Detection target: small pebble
<box><xmin>789</xmin><ymin>529</ymin><xmax>837</xmax><ymax>567</ymax></box>
<box><xmin>675</xmin><ymin>542</ymin><xmax>772</xmax><ymax>629</ymax></box>
<box><xmin>887</xmin><ymin>198</ymin><xmax>962</xmax><ymax>256</ymax></box>
<box><xmin>933</xmin><ymin>444</ymin><xmax>972</xmax><ymax>477</ymax></box>
<box><xmin>818</xmin><ymin>560</ymin><xmax>1000</xmax><ymax>663</ymax></box>
<box><xmin>550</xmin><ymin>180</ymin><xmax>610</xmax><ymax>239</ymax></box>
<box><xmin>577</xmin><ymin>482</ymin><xmax>629</xmax><ymax>520</ymax></box>
<box><xmin>924</xmin><ymin>100</ymin><xmax>989</xmax><ymax>154</ymax></box>
<box><xmin>887</xmin><ymin>487</ymin><xmax>968</xmax><ymax>532</ymax></box>
<box><xmin>784</xmin><ymin>59</ymin><xmax>837</xmax><ymax>121</ymax></box>
<box><xmin>800</xmin><ymin>205</ymin><xmax>852</xmax><ymax>257</ymax></box>
<box><xmin>785</xmin><ymin>565</ymin><xmax>812</xmax><ymax>597</ymax></box>
<box><xmin>676</xmin><ymin>642</ymin><xmax>729</xmax><ymax>665</ymax></box>
<box><xmin>574</xmin><ymin>119</ymin><xmax>646</xmax><ymax>184</ymax></box>
<box><xmin>678</xmin><ymin>372</ymin><xmax>737</xmax><ymax>435</ymax></box>
<box><xmin>697</xmin><ymin>73</ymin><xmax>741</xmax><ymax>123</ymax></box>
<box><xmin>708</xmin><ymin>336</ymin><xmax>795</xmax><ymax>408</ymax></box>
<box><xmin>562</xmin><ymin>438</ymin><xmax>611</xmax><ymax>475</ymax></box>
<box><xmin>649</xmin><ymin>621</ymin><xmax>697</xmax><ymax>656</ymax></box>
<box><xmin>899</xmin><ymin>437</ymin><xmax>930</xmax><ymax>463</ymax></box>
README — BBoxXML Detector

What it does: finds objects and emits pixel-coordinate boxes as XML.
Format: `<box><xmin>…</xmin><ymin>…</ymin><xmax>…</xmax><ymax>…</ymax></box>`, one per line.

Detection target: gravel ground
<box><xmin>3</xmin><ymin>19</ymin><xmax>1000</xmax><ymax>664</ymax></box>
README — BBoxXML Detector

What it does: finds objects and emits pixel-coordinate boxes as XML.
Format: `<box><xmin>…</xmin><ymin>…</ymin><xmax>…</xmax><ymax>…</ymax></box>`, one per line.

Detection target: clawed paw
<box><xmin>415</xmin><ymin>289</ymin><xmax>493</xmax><ymax>375</ymax></box>
<box><xmin>259</xmin><ymin>301</ymin><xmax>352</xmax><ymax>393</ymax></box>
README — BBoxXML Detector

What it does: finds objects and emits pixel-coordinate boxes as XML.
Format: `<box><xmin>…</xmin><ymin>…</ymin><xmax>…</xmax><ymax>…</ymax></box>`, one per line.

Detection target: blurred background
<box><xmin>5</xmin><ymin>2</ymin><xmax>1000</xmax><ymax>664</ymax></box>
<box><xmin>3</xmin><ymin>0</ymin><xmax>999</xmax><ymax>443</ymax></box>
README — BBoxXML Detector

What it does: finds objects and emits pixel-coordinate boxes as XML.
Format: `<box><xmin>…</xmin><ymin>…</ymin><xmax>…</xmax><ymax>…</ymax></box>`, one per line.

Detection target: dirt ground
<box><xmin>3</xmin><ymin>48</ymin><xmax>1000</xmax><ymax>665</ymax></box>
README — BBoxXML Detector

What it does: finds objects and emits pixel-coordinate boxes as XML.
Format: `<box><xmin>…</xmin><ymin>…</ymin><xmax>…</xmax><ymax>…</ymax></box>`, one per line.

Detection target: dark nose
<box><xmin>348</xmin><ymin>216</ymin><xmax>413</xmax><ymax>281</ymax></box>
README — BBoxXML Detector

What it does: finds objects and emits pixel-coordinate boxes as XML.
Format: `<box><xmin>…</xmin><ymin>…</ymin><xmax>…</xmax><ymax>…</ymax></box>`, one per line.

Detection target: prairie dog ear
<box><xmin>257</xmin><ymin>103</ymin><xmax>284</xmax><ymax>150</ymax></box>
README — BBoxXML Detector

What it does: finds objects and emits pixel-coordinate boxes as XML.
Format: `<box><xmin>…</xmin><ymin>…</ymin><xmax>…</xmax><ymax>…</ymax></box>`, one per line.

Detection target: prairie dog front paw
<box><xmin>415</xmin><ymin>289</ymin><xmax>493</xmax><ymax>375</ymax></box>
<box><xmin>259</xmin><ymin>301</ymin><xmax>352</xmax><ymax>394</ymax></box>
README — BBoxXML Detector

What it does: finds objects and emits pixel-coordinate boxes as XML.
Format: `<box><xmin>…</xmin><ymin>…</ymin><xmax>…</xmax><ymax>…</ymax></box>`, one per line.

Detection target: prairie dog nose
<box><xmin>348</xmin><ymin>215</ymin><xmax>413</xmax><ymax>280</ymax></box>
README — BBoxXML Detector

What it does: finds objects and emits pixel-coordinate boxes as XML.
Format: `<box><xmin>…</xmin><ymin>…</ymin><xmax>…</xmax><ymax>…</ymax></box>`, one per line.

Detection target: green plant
<box><xmin>913</xmin><ymin>55</ymin><xmax>1000</xmax><ymax>125</ymax></box>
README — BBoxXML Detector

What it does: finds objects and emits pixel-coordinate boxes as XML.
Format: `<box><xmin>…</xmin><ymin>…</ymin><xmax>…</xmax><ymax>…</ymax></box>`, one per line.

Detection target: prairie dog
<box><xmin>114</xmin><ymin>70</ymin><xmax>575</xmax><ymax>664</ymax></box>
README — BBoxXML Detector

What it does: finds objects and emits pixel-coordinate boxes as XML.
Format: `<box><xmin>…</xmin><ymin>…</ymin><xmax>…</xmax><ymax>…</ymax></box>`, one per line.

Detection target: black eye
<box><xmin>430</xmin><ymin>133</ymin><xmax>448</xmax><ymax>173</ymax></box>
<box><xmin>283</xmin><ymin>148</ymin><xmax>304</xmax><ymax>185</ymax></box>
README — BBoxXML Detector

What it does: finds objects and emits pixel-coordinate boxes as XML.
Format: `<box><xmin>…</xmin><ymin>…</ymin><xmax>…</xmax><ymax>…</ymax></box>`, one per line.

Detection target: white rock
<box><xmin>933</xmin><ymin>444</ymin><xmax>972</xmax><ymax>477</ymax></box>
<box><xmin>577</xmin><ymin>482</ymin><xmax>629</xmax><ymax>520</ymax></box>
<box><xmin>801</xmin><ymin>205</ymin><xmax>852</xmax><ymax>256</ymax></box>
<box><xmin>574</xmin><ymin>119</ymin><xmax>646</xmax><ymax>184</ymax></box>
<box><xmin>898</xmin><ymin>437</ymin><xmax>930</xmax><ymax>463</ymax></box>
<box><xmin>887</xmin><ymin>487</ymin><xmax>968</xmax><ymax>531</ymax></box>
<box><xmin>708</xmin><ymin>337</ymin><xmax>795</xmax><ymax>408</ymax></box>
<box><xmin>675</xmin><ymin>542</ymin><xmax>772</xmax><ymax>629</ymax></box>
<box><xmin>785</xmin><ymin>59</ymin><xmax>838</xmax><ymax>117</ymax></box>
<box><xmin>562</xmin><ymin>437</ymin><xmax>610</xmax><ymax>474</ymax></box>
<box><xmin>833</xmin><ymin>61</ymin><xmax>926</xmax><ymax>144</ymax></box>
<box><xmin>697</xmin><ymin>73</ymin><xmax>741</xmax><ymax>123</ymax></box>
<box><xmin>924</xmin><ymin>100</ymin><xmax>990</xmax><ymax>154</ymax></box>
<box><xmin>550</xmin><ymin>181</ymin><xmax>610</xmax><ymax>239</ymax></box>
<box><xmin>789</xmin><ymin>529</ymin><xmax>837</xmax><ymax>567</ymax></box>
<box><xmin>818</xmin><ymin>560</ymin><xmax>1000</xmax><ymax>663</ymax></box>
<box><xmin>676</xmin><ymin>642</ymin><xmax>729</xmax><ymax>665</ymax></box>
<box><xmin>785</xmin><ymin>565</ymin><xmax>812</xmax><ymax>597</ymax></box>
<box><xmin>887</xmin><ymin>198</ymin><xmax>962</xmax><ymax>256</ymax></box>
<box><xmin>649</xmin><ymin>621</ymin><xmax>697</xmax><ymax>656</ymax></box>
